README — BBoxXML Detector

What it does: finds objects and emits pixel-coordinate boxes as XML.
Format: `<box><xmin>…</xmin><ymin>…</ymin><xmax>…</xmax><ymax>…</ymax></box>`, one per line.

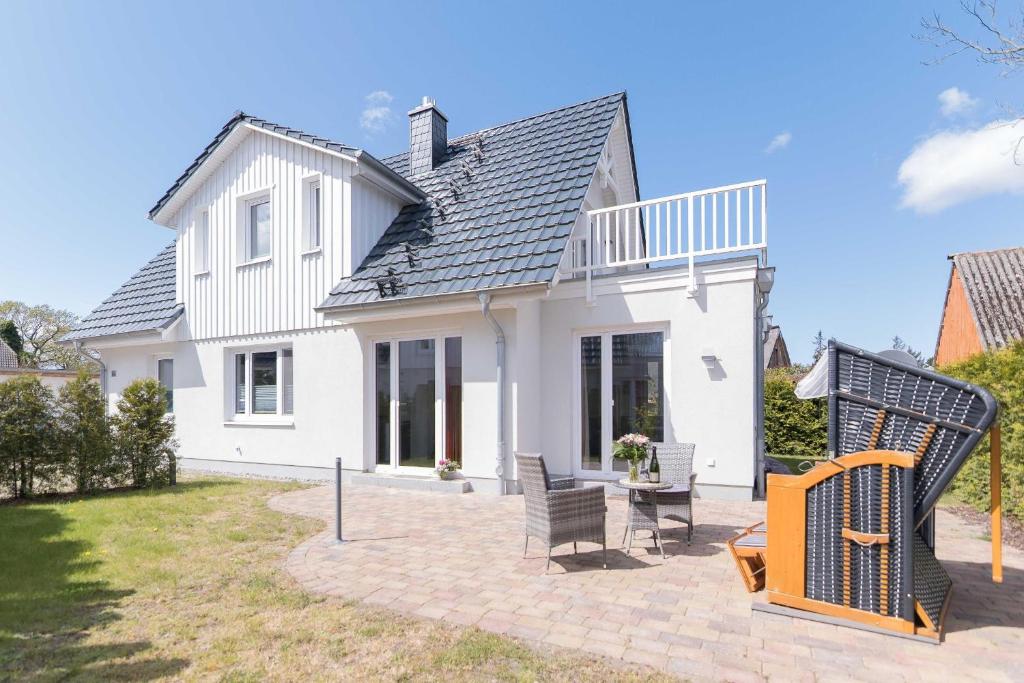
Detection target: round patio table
<box><xmin>616</xmin><ymin>479</ymin><xmax>672</xmax><ymax>559</ymax></box>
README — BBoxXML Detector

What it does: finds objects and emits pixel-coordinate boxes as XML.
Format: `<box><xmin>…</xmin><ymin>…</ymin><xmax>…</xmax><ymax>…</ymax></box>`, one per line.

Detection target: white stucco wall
<box><xmin>536</xmin><ymin>258</ymin><xmax>759</xmax><ymax>498</ymax></box>
<box><xmin>97</xmin><ymin>258</ymin><xmax>760</xmax><ymax>499</ymax></box>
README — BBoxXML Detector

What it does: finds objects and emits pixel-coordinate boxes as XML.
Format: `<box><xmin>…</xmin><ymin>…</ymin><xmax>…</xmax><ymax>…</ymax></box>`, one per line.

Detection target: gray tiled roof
<box><xmin>0</xmin><ymin>339</ymin><xmax>17</xmax><ymax>368</ymax></box>
<box><xmin>952</xmin><ymin>246</ymin><xmax>1024</xmax><ymax>350</ymax></box>
<box><xmin>148</xmin><ymin>113</ymin><xmax>422</xmax><ymax>220</ymax></box>
<box><xmin>319</xmin><ymin>92</ymin><xmax>627</xmax><ymax>309</ymax></box>
<box><xmin>64</xmin><ymin>242</ymin><xmax>182</xmax><ymax>342</ymax></box>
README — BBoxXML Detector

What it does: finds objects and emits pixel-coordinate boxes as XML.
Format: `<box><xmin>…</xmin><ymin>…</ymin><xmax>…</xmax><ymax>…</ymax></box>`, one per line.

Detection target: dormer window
<box><xmin>246</xmin><ymin>197</ymin><xmax>271</xmax><ymax>260</ymax></box>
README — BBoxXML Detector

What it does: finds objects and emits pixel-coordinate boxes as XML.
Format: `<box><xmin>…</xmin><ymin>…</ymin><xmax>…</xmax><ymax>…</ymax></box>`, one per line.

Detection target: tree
<box><xmin>0</xmin><ymin>375</ymin><xmax>56</xmax><ymax>497</ymax></box>
<box><xmin>811</xmin><ymin>330</ymin><xmax>826</xmax><ymax>363</ymax></box>
<box><xmin>56</xmin><ymin>370</ymin><xmax>113</xmax><ymax>493</ymax></box>
<box><xmin>921</xmin><ymin>1</ymin><xmax>1024</xmax><ymax>75</ymax></box>
<box><xmin>891</xmin><ymin>335</ymin><xmax>932</xmax><ymax>367</ymax></box>
<box><xmin>0</xmin><ymin>319</ymin><xmax>23</xmax><ymax>358</ymax></box>
<box><xmin>921</xmin><ymin>1</ymin><xmax>1024</xmax><ymax>162</ymax></box>
<box><xmin>0</xmin><ymin>301</ymin><xmax>82</xmax><ymax>369</ymax></box>
<box><xmin>111</xmin><ymin>378</ymin><xmax>177</xmax><ymax>489</ymax></box>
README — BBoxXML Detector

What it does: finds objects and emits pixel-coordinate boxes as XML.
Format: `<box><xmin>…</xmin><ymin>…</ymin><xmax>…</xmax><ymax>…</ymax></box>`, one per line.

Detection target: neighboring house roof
<box><xmin>763</xmin><ymin>325</ymin><xmax>791</xmax><ymax>369</ymax></box>
<box><xmin>319</xmin><ymin>92</ymin><xmax>629</xmax><ymax>309</ymax></box>
<box><xmin>148</xmin><ymin>112</ymin><xmax>422</xmax><ymax>221</ymax></box>
<box><xmin>949</xmin><ymin>246</ymin><xmax>1024</xmax><ymax>351</ymax></box>
<box><xmin>64</xmin><ymin>242</ymin><xmax>182</xmax><ymax>342</ymax></box>
<box><xmin>0</xmin><ymin>339</ymin><xmax>17</xmax><ymax>368</ymax></box>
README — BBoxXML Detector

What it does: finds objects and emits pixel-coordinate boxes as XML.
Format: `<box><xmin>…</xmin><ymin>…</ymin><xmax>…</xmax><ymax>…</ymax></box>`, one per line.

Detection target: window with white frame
<box><xmin>194</xmin><ymin>208</ymin><xmax>210</xmax><ymax>273</ymax></box>
<box><xmin>232</xmin><ymin>348</ymin><xmax>293</xmax><ymax>418</ymax></box>
<box><xmin>245</xmin><ymin>196</ymin><xmax>272</xmax><ymax>261</ymax></box>
<box><xmin>157</xmin><ymin>358</ymin><xmax>174</xmax><ymax>413</ymax></box>
<box><xmin>306</xmin><ymin>179</ymin><xmax>322</xmax><ymax>250</ymax></box>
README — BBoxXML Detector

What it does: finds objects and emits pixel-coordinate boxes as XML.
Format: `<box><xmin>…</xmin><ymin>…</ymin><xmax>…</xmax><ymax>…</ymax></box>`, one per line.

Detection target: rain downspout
<box><xmin>479</xmin><ymin>293</ymin><xmax>506</xmax><ymax>495</ymax></box>
<box><xmin>754</xmin><ymin>267</ymin><xmax>774</xmax><ymax>499</ymax></box>
<box><xmin>74</xmin><ymin>341</ymin><xmax>108</xmax><ymax>416</ymax></box>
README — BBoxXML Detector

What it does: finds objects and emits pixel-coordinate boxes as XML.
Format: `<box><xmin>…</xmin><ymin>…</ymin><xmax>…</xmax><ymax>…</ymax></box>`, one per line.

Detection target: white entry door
<box><xmin>577</xmin><ymin>330</ymin><xmax>666</xmax><ymax>476</ymax></box>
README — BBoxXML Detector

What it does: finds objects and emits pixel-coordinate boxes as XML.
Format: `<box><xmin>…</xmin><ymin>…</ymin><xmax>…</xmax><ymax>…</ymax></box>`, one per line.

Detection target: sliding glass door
<box><xmin>374</xmin><ymin>336</ymin><xmax>462</xmax><ymax>471</ymax></box>
<box><xmin>578</xmin><ymin>330</ymin><xmax>665</xmax><ymax>476</ymax></box>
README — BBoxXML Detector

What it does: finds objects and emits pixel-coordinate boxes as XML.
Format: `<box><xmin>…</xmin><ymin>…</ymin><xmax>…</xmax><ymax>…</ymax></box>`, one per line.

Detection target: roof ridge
<box><xmin>380</xmin><ymin>91</ymin><xmax>625</xmax><ymax>164</ymax></box>
<box><xmin>949</xmin><ymin>245</ymin><xmax>1024</xmax><ymax>259</ymax></box>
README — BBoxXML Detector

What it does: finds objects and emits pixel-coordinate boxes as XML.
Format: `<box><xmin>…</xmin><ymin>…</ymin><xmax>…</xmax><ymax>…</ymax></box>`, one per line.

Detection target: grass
<box><xmin>0</xmin><ymin>475</ymin><xmax>666</xmax><ymax>682</ymax></box>
<box><xmin>769</xmin><ymin>453</ymin><xmax>826</xmax><ymax>475</ymax></box>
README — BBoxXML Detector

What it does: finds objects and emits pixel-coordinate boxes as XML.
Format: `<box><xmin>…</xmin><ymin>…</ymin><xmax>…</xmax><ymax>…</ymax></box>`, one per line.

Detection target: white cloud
<box><xmin>938</xmin><ymin>87</ymin><xmax>979</xmax><ymax>117</ymax></box>
<box><xmin>360</xmin><ymin>90</ymin><xmax>394</xmax><ymax>134</ymax></box>
<box><xmin>764</xmin><ymin>131</ymin><xmax>792</xmax><ymax>154</ymax></box>
<box><xmin>897</xmin><ymin>120</ymin><xmax>1024</xmax><ymax>213</ymax></box>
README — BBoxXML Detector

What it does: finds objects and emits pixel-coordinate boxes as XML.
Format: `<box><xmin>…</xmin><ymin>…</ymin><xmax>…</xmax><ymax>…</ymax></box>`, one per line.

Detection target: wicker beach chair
<box><xmin>730</xmin><ymin>340</ymin><xmax>998</xmax><ymax>640</ymax></box>
<box><xmin>637</xmin><ymin>442</ymin><xmax>696</xmax><ymax>544</ymax></box>
<box><xmin>515</xmin><ymin>452</ymin><xmax>607</xmax><ymax>571</ymax></box>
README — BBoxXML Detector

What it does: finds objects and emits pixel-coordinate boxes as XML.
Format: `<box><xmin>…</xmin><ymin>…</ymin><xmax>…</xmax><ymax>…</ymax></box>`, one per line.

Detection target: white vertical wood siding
<box><xmin>349</xmin><ymin>178</ymin><xmax>406</xmax><ymax>277</ymax></box>
<box><xmin>173</xmin><ymin>130</ymin><xmax>403</xmax><ymax>340</ymax></box>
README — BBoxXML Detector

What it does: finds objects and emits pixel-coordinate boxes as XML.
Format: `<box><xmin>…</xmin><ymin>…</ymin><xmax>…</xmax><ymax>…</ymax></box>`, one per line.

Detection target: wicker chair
<box><xmin>638</xmin><ymin>442</ymin><xmax>697</xmax><ymax>544</ymax></box>
<box><xmin>515</xmin><ymin>452</ymin><xmax>607</xmax><ymax>570</ymax></box>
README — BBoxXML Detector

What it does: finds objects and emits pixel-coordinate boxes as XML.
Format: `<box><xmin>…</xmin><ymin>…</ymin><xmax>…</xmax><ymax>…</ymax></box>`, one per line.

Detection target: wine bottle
<box><xmin>649</xmin><ymin>446</ymin><xmax>660</xmax><ymax>483</ymax></box>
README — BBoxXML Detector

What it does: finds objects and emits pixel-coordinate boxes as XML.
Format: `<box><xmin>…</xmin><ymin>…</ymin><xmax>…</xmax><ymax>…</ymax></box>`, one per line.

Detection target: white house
<box><xmin>65</xmin><ymin>93</ymin><xmax>774</xmax><ymax>500</ymax></box>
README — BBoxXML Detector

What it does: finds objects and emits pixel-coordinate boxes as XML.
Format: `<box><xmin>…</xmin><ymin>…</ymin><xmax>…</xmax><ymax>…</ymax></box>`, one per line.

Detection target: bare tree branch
<box><xmin>920</xmin><ymin>1</ymin><xmax>1024</xmax><ymax>73</ymax></box>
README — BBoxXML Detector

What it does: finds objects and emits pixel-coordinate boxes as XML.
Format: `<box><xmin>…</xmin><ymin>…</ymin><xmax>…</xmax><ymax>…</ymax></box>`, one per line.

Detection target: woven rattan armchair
<box><xmin>515</xmin><ymin>452</ymin><xmax>607</xmax><ymax>570</ymax></box>
<box><xmin>638</xmin><ymin>442</ymin><xmax>696</xmax><ymax>544</ymax></box>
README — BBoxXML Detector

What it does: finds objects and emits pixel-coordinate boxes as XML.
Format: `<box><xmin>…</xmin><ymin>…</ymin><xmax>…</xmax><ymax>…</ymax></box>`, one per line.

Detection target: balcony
<box><xmin>562</xmin><ymin>179</ymin><xmax>767</xmax><ymax>298</ymax></box>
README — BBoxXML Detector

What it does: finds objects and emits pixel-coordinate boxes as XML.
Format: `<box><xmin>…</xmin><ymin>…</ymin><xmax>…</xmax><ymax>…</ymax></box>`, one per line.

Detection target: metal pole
<box><xmin>991</xmin><ymin>421</ymin><xmax>1002</xmax><ymax>583</ymax></box>
<box><xmin>335</xmin><ymin>456</ymin><xmax>344</xmax><ymax>543</ymax></box>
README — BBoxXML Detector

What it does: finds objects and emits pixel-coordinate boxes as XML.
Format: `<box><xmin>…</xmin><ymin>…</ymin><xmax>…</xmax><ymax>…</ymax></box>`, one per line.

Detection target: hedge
<box><xmin>940</xmin><ymin>340</ymin><xmax>1024</xmax><ymax>522</ymax></box>
<box><xmin>764</xmin><ymin>367</ymin><xmax>828</xmax><ymax>460</ymax></box>
<box><xmin>0</xmin><ymin>373</ymin><xmax>177</xmax><ymax>499</ymax></box>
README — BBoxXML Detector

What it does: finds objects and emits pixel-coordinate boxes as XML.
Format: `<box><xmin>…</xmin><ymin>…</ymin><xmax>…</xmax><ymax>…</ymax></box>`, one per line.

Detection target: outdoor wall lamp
<box><xmin>701</xmin><ymin>348</ymin><xmax>718</xmax><ymax>368</ymax></box>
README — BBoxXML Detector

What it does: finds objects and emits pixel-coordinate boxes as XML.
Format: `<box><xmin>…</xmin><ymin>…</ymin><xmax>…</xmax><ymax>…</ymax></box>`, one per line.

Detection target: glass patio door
<box><xmin>374</xmin><ymin>336</ymin><xmax>462</xmax><ymax>471</ymax></box>
<box><xmin>578</xmin><ymin>330</ymin><xmax>665</xmax><ymax>475</ymax></box>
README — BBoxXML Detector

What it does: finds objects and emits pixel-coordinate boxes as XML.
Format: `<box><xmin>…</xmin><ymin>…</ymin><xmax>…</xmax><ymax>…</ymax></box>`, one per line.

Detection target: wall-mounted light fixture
<box><xmin>701</xmin><ymin>348</ymin><xmax>718</xmax><ymax>369</ymax></box>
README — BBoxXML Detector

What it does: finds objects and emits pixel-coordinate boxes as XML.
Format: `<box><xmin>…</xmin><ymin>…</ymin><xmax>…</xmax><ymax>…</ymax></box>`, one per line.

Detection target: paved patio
<box><xmin>270</xmin><ymin>484</ymin><xmax>1024</xmax><ymax>682</ymax></box>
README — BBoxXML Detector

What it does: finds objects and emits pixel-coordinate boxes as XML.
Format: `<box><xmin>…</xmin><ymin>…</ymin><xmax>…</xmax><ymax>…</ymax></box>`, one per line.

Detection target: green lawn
<box><xmin>0</xmin><ymin>476</ymin><xmax>664</xmax><ymax>682</ymax></box>
<box><xmin>769</xmin><ymin>454</ymin><xmax>827</xmax><ymax>475</ymax></box>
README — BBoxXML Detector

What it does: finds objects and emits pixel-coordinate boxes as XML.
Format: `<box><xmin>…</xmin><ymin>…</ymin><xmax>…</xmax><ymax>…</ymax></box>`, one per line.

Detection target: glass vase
<box><xmin>628</xmin><ymin>462</ymin><xmax>639</xmax><ymax>483</ymax></box>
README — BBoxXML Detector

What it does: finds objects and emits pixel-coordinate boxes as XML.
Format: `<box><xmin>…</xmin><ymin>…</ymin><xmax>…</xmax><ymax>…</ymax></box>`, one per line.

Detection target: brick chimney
<box><xmin>408</xmin><ymin>96</ymin><xmax>447</xmax><ymax>175</ymax></box>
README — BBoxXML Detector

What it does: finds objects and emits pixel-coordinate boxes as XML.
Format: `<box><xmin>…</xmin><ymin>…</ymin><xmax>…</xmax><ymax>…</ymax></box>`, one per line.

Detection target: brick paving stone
<box><xmin>269</xmin><ymin>483</ymin><xmax>1024</xmax><ymax>681</ymax></box>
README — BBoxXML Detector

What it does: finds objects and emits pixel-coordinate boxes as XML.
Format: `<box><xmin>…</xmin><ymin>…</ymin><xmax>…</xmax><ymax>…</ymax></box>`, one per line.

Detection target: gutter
<box><xmin>478</xmin><ymin>293</ymin><xmax>507</xmax><ymax>495</ymax></box>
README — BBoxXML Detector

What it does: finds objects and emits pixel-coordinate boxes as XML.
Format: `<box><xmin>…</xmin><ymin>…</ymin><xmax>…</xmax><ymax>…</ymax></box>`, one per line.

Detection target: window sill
<box><xmin>301</xmin><ymin>247</ymin><xmax>322</xmax><ymax>258</ymax></box>
<box><xmin>236</xmin><ymin>256</ymin><xmax>272</xmax><ymax>269</ymax></box>
<box><xmin>224</xmin><ymin>417</ymin><xmax>294</xmax><ymax>428</ymax></box>
<box><xmin>194</xmin><ymin>270</ymin><xmax>210</xmax><ymax>278</ymax></box>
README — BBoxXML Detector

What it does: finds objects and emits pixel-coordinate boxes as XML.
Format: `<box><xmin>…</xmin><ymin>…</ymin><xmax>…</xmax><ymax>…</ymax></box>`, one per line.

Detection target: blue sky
<box><xmin>1</xmin><ymin>1</ymin><xmax>1021</xmax><ymax>363</ymax></box>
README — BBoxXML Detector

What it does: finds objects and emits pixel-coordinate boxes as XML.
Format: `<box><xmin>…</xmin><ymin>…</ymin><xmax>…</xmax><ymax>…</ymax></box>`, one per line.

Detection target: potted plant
<box><xmin>435</xmin><ymin>459</ymin><xmax>459</xmax><ymax>480</ymax></box>
<box><xmin>613</xmin><ymin>433</ymin><xmax>650</xmax><ymax>482</ymax></box>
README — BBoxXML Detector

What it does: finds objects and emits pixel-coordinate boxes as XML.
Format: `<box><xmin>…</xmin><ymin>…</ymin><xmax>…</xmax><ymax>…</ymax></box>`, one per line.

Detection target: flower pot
<box><xmin>438</xmin><ymin>470</ymin><xmax>456</xmax><ymax>481</ymax></box>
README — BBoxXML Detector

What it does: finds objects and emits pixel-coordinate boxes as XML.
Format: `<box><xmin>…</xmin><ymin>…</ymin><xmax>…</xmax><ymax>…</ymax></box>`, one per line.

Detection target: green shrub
<box><xmin>764</xmin><ymin>368</ymin><xmax>828</xmax><ymax>459</ymax></box>
<box><xmin>111</xmin><ymin>378</ymin><xmax>177</xmax><ymax>488</ymax></box>
<box><xmin>56</xmin><ymin>369</ymin><xmax>113</xmax><ymax>493</ymax></box>
<box><xmin>0</xmin><ymin>375</ymin><xmax>56</xmax><ymax>497</ymax></box>
<box><xmin>940</xmin><ymin>341</ymin><xmax>1024</xmax><ymax>522</ymax></box>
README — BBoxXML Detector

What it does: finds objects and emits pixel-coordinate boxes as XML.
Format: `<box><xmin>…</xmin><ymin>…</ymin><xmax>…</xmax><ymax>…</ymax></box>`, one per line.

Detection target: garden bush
<box><xmin>940</xmin><ymin>340</ymin><xmax>1024</xmax><ymax>522</ymax></box>
<box><xmin>0</xmin><ymin>374</ymin><xmax>177</xmax><ymax>498</ymax></box>
<box><xmin>0</xmin><ymin>375</ymin><xmax>57</xmax><ymax>497</ymax></box>
<box><xmin>764</xmin><ymin>367</ymin><xmax>828</xmax><ymax>460</ymax></box>
<box><xmin>56</xmin><ymin>369</ymin><xmax>113</xmax><ymax>493</ymax></box>
<box><xmin>111</xmin><ymin>378</ymin><xmax>178</xmax><ymax>489</ymax></box>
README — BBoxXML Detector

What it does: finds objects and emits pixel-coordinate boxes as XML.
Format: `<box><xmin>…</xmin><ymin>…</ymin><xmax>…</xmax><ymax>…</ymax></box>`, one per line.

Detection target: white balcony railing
<box><xmin>564</xmin><ymin>179</ymin><xmax>767</xmax><ymax>299</ymax></box>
